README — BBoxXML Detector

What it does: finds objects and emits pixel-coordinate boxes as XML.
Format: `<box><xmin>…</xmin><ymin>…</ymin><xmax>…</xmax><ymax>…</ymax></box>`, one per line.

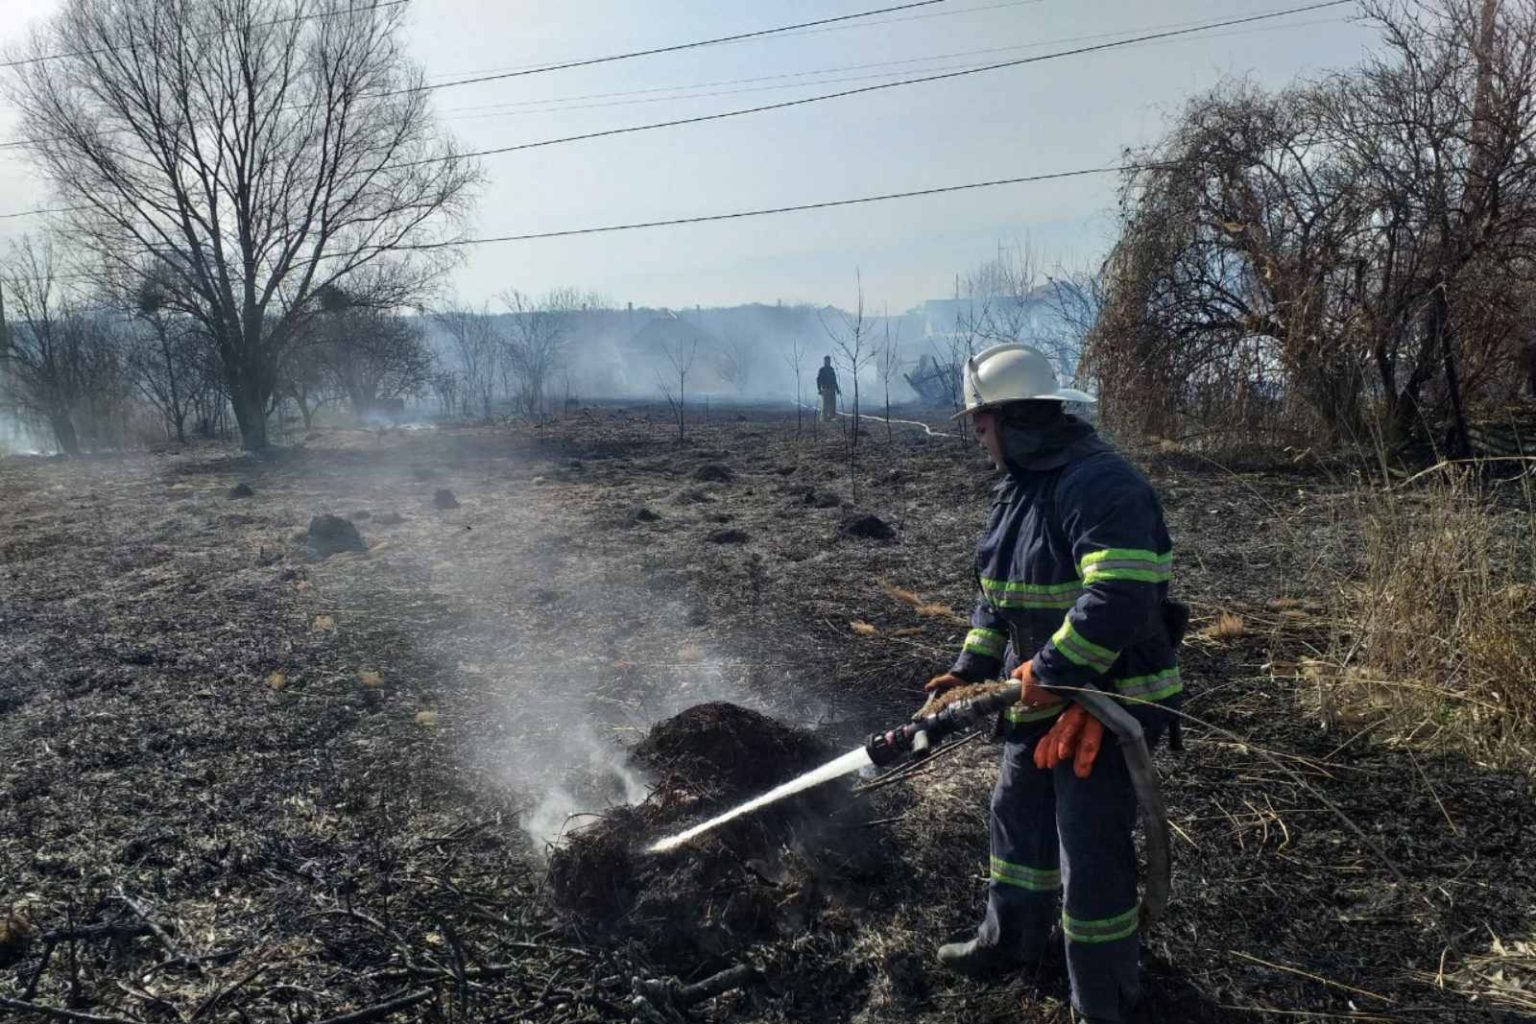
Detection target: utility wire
<box><xmin>0</xmin><ymin>0</ymin><xmax>1345</xmax><ymax>214</ymax></box>
<box><xmin>436</xmin><ymin>16</ymin><xmax>1346</xmax><ymax>124</ymax></box>
<box><xmin>0</xmin><ymin>0</ymin><xmax>411</xmax><ymax>71</ymax></box>
<box><xmin>0</xmin><ymin>1</ymin><xmax>971</xmax><ymax>152</ymax></box>
<box><xmin>398</xmin><ymin>0</ymin><xmax>954</xmax><ymax>94</ymax></box>
<box><xmin>4</xmin><ymin>163</ymin><xmax>1145</xmax><ymax>266</ymax></box>
<box><xmin>0</xmin><ymin>16</ymin><xmax>1191</xmax><ymax>151</ymax></box>
<box><xmin>0</xmin><ymin>10</ymin><xmax>1344</xmax><ymax>155</ymax></box>
<box><xmin>0</xmin><ymin>206</ymin><xmax>80</xmax><ymax>220</ymax></box>
<box><xmin>403</xmin><ymin>165</ymin><xmax>1138</xmax><ymax>249</ymax></box>
<box><xmin>411</xmin><ymin>0</ymin><xmax>1354</xmax><ymax>166</ymax></box>
<box><xmin>435</xmin><ymin>10</ymin><xmax>1301</xmax><ymax>117</ymax></box>
<box><xmin>420</xmin><ymin>0</ymin><xmax>1041</xmax><ymax>85</ymax></box>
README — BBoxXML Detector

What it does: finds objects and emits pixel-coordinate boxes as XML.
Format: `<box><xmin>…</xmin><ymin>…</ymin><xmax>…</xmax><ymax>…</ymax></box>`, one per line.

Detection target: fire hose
<box><xmin>865</xmin><ymin>684</ymin><xmax>1172</xmax><ymax>929</ymax></box>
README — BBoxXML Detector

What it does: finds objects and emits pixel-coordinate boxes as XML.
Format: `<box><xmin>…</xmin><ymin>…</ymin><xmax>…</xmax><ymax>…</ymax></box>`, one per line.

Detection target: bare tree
<box><xmin>821</xmin><ymin>272</ymin><xmax>878</xmax><ymax>447</ymax></box>
<box><xmin>1086</xmin><ymin>0</ymin><xmax>1536</xmax><ymax>451</ymax></box>
<box><xmin>124</xmin><ymin>272</ymin><xmax>201</xmax><ymax>443</ymax></box>
<box><xmin>7</xmin><ymin>0</ymin><xmax>477</xmax><ymax>450</ymax></box>
<box><xmin>428</xmin><ymin>369</ymin><xmax>460</xmax><ymax>419</ymax></box>
<box><xmin>328</xmin><ymin>312</ymin><xmax>433</xmax><ymax>418</ymax></box>
<box><xmin>502</xmin><ymin>288</ymin><xmax>598</xmax><ymax>418</ymax></box>
<box><xmin>277</xmin><ymin>326</ymin><xmax>340</xmax><ymax>431</ymax></box>
<box><xmin>783</xmin><ymin>335</ymin><xmax>809</xmax><ymax>438</ymax></box>
<box><xmin>433</xmin><ymin>306</ymin><xmax>499</xmax><ymax>421</ymax></box>
<box><xmin>0</xmin><ymin>236</ymin><xmax>91</xmax><ymax>454</ymax></box>
<box><xmin>656</xmin><ymin>315</ymin><xmax>698</xmax><ymax>444</ymax></box>
<box><xmin>715</xmin><ymin>332</ymin><xmax>758</xmax><ymax>395</ymax></box>
<box><xmin>877</xmin><ymin>313</ymin><xmax>904</xmax><ymax>443</ymax></box>
<box><xmin>1043</xmin><ymin>264</ymin><xmax>1106</xmax><ymax>393</ymax></box>
<box><xmin>969</xmin><ymin>240</ymin><xmax>1045</xmax><ymax>346</ymax></box>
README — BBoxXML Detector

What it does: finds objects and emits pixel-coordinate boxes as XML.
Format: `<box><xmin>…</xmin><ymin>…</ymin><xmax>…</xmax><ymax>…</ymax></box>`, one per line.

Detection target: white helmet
<box><xmin>954</xmin><ymin>343</ymin><xmax>1095</xmax><ymax>419</ymax></box>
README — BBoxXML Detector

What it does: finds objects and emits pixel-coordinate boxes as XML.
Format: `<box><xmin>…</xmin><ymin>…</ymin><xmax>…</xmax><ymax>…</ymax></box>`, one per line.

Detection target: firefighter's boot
<box><xmin>935</xmin><ymin>938</ymin><xmax>1034</xmax><ymax>978</ymax></box>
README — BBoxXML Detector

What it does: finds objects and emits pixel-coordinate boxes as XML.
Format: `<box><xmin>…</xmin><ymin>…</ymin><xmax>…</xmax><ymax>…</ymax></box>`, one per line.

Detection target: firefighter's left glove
<box><xmin>1011</xmin><ymin>660</ymin><xmax>1064</xmax><ymax>710</ymax></box>
<box><xmin>1033</xmin><ymin>704</ymin><xmax>1105</xmax><ymax>778</ymax></box>
<box><xmin>914</xmin><ymin>673</ymin><xmax>966</xmax><ymax>719</ymax></box>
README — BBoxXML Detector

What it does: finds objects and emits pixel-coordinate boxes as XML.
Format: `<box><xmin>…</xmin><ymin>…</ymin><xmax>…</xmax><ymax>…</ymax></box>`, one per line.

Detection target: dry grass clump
<box><xmin>1433</xmin><ymin>930</ymin><xmax>1536</xmax><ymax>1015</ymax></box>
<box><xmin>1201</xmin><ymin>610</ymin><xmax>1247</xmax><ymax>640</ymax></box>
<box><xmin>1327</xmin><ymin>469</ymin><xmax>1536</xmax><ymax>764</ymax></box>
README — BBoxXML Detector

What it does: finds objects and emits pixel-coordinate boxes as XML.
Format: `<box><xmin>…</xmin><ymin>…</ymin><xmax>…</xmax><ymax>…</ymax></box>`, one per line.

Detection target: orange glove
<box><xmin>914</xmin><ymin>672</ymin><xmax>967</xmax><ymax>719</ymax></box>
<box><xmin>1011</xmin><ymin>660</ymin><xmax>1064</xmax><ymax>709</ymax></box>
<box><xmin>1033</xmin><ymin>704</ymin><xmax>1106</xmax><ymax>778</ymax></box>
<box><xmin>924</xmin><ymin>672</ymin><xmax>966</xmax><ymax>694</ymax></box>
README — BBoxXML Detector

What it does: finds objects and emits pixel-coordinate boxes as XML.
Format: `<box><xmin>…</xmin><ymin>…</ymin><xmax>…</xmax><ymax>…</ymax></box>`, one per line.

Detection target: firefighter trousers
<box><xmin>977</xmin><ymin>722</ymin><xmax>1158</xmax><ymax>1023</ymax></box>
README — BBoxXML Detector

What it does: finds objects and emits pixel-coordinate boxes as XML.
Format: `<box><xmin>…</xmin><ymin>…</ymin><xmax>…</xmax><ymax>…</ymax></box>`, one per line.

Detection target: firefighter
<box><xmin>926</xmin><ymin>343</ymin><xmax>1182</xmax><ymax>1024</ymax></box>
<box><xmin>816</xmin><ymin>355</ymin><xmax>841</xmax><ymax>421</ymax></box>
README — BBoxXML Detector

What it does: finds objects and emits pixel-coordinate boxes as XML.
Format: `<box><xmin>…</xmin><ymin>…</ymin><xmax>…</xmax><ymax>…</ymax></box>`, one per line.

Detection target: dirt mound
<box><xmin>373</xmin><ymin>511</ymin><xmax>405</xmax><ymax>526</ymax></box>
<box><xmin>632</xmin><ymin>702</ymin><xmax>829</xmax><ymax>792</ymax></box>
<box><xmin>306</xmin><ymin>515</ymin><xmax>365</xmax><ymax>558</ymax></box>
<box><xmin>838</xmin><ymin>512</ymin><xmax>895</xmax><ymax>541</ymax></box>
<box><xmin>548</xmin><ymin>703</ymin><xmax>889</xmax><ymax>967</ymax></box>
<box><xmin>432</xmin><ymin>488</ymin><xmax>459</xmax><ymax>509</ymax></box>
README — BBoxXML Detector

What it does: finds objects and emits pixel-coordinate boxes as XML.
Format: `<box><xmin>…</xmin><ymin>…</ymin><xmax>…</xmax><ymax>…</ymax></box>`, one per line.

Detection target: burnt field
<box><xmin>1</xmin><ymin>407</ymin><xmax>1532</xmax><ymax>1024</ymax></box>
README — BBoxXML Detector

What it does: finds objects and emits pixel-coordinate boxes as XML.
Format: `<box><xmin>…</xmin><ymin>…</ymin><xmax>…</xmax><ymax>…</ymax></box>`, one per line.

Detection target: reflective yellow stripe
<box><xmin>1113</xmin><ymin>667</ymin><xmax>1182</xmax><ymax>703</ymax></box>
<box><xmin>990</xmin><ymin>856</ymin><xmax>1061</xmax><ymax>891</ymax></box>
<box><xmin>1062</xmin><ymin>905</ymin><xmax>1139</xmax><ymax>943</ymax></box>
<box><xmin>962</xmin><ymin>627</ymin><xmax>1007</xmax><ymax>658</ymax></box>
<box><xmin>1051</xmin><ymin>619</ymin><xmax>1117</xmax><ymax>673</ymax></box>
<box><xmin>980</xmin><ymin>575</ymin><xmax>1084</xmax><ymax>594</ymax></box>
<box><xmin>980</xmin><ymin>576</ymin><xmax>1083</xmax><ymax>610</ymax></box>
<box><xmin>1003</xmin><ymin>702</ymin><xmax>1066</xmax><ymax>724</ymax></box>
<box><xmin>1079</xmin><ymin>548</ymin><xmax>1172</xmax><ymax>584</ymax></box>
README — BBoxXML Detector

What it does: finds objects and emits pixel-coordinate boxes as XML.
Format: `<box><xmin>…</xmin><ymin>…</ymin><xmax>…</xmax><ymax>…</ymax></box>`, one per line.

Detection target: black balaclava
<box><xmin>997</xmin><ymin>400</ymin><xmax>1096</xmax><ymax>476</ymax></box>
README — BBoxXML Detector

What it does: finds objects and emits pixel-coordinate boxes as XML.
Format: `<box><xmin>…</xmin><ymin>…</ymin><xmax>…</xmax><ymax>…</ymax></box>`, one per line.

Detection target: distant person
<box><xmin>816</xmin><ymin>356</ymin><xmax>840</xmax><ymax>421</ymax></box>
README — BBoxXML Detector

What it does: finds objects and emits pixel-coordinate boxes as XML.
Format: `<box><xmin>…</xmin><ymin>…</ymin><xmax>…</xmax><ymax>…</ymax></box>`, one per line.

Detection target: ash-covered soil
<box><xmin>1</xmin><ymin>407</ymin><xmax>1531</xmax><ymax>1024</ymax></box>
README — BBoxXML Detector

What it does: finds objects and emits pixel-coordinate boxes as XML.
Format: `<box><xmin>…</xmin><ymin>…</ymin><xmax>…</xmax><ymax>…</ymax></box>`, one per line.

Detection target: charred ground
<box><xmin>1</xmin><ymin>408</ymin><xmax>1531</xmax><ymax>1024</ymax></box>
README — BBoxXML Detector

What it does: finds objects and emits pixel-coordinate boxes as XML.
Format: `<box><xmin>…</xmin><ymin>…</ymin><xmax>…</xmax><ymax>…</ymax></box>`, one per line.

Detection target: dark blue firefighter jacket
<box><xmin>950</xmin><ymin>429</ymin><xmax>1183</xmax><ymax>729</ymax></box>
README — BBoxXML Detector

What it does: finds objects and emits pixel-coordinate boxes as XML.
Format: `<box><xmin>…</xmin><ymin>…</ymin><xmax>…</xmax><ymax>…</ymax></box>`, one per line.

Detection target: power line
<box><xmin>434</xmin><ymin>15</ymin><xmax>1347</xmax><ymax>125</ymax></box>
<box><xmin>0</xmin><ymin>19</ymin><xmax>1178</xmax><ymax>151</ymax></box>
<box><xmin>419</xmin><ymin>0</ymin><xmax>1042</xmax><ymax>85</ymax></box>
<box><xmin>0</xmin><ymin>1</ymin><xmax>971</xmax><ymax>153</ymax></box>
<box><xmin>6</xmin><ymin>163</ymin><xmax>1137</xmax><ymax>283</ymax></box>
<box><xmin>398</xmin><ymin>0</ymin><xmax>955</xmax><ymax>95</ymax></box>
<box><xmin>0</xmin><ymin>0</ymin><xmax>412</xmax><ymax>71</ymax></box>
<box><xmin>0</xmin><ymin>0</ymin><xmax>1345</xmax><ymax>214</ymax></box>
<box><xmin>0</xmin><ymin>1</ymin><xmax>1347</xmax><ymax>168</ymax></box>
<box><xmin>412</xmin><ymin>0</ymin><xmax>1353</xmax><ymax>165</ymax></box>
<box><xmin>404</xmin><ymin>165</ymin><xmax>1135</xmax><ymax>249</ymax></box>
<box><xmin>0</xmin><ymin>206</ymin><xmax>80</xmax><ymax>220</ymax></box>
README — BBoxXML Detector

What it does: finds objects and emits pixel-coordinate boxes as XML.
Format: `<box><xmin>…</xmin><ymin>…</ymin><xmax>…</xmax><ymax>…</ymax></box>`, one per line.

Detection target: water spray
<box><xmin>646</xmin><ymin>687</ymin><xmax>1017</xmax><ymax>854</ymax></box>
<box><xmin>646</xmin><ymin>684</ymin><xmax>1172</xmax><ymax>929</ymax></box>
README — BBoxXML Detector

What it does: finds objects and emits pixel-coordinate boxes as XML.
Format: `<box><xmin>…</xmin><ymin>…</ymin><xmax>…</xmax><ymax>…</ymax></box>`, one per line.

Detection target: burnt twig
<box><xmin>311</xmin><ymin>988</ymin><xmax>434</xmax><ymax>1024</ymax></box>
<box><xmin>0</xmin><ymin>995</ymin><xmax>148</xmax><ymax>1024</ymax></box>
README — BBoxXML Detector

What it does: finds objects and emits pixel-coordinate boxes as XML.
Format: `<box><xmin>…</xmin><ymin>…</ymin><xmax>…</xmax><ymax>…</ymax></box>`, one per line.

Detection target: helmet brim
<box><xmin>950</xmin><ymin>388</ymin><xmax>1097</xmax><ymax>420</ymax></box>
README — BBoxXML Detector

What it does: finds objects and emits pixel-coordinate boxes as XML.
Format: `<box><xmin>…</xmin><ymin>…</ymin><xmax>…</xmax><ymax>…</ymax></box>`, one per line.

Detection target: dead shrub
<box><xmin>1328</xmin><ymin>469</ymin><xmax>1536</xmax><ymax>764</ymax></box>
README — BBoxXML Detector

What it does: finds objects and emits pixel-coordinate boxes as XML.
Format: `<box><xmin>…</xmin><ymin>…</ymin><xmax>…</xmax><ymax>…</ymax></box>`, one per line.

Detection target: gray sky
<box><xmin>0</xmin><ymin>0</ymin><xmax>1376</xmax><ymax>312</ymax></box>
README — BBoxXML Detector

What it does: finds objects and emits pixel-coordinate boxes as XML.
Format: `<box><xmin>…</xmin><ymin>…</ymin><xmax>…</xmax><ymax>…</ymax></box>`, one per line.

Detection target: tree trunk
<box><xmin>1432</xmin><ymin>287</ymin><xmax>1472</xmax><ymax>459</ymax></box>
<box><xmin>230</xmin><ymin>385</ymin><xmax>269</xmax><ymax>450</ymax></box>
<box><xmin>47</xmin><ymin>406</ymin><xmax>80</xmax><ymax>455</ymax></box>
<box><xmin>1525</xmin><ymin>328</ymin><xmax>1536</xmax><ymax>400</ymax></box>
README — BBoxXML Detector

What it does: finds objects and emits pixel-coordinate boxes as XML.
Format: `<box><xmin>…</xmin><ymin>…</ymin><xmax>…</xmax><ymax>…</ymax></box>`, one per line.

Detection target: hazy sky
<box><xmin>0</xmin><ymin>0</ymin><xmax>1377</xmax><ymax>311</ymax></box>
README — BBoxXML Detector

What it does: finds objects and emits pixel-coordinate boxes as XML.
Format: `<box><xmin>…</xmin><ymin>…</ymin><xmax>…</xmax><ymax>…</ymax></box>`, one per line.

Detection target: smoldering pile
<box><xmin>548</xmin><ymin>702</ymin><xmax>896</xmax><ymax>965</ymax></box>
